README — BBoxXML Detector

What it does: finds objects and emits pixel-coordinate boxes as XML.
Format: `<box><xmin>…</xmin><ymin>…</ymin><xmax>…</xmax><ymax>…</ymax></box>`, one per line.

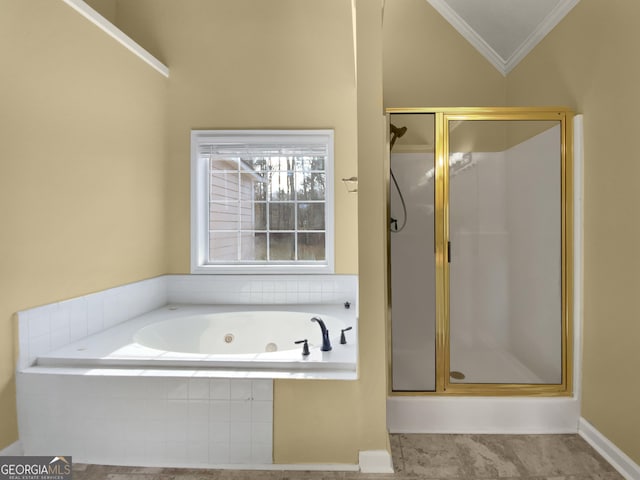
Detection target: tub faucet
<box><xmin>311</xmin><ymin>317</ymin><xmax>332</xmax><ymax>351</ymax></box>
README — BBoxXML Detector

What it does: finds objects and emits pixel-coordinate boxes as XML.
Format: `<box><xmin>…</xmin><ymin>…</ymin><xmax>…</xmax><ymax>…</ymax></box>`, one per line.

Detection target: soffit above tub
<box><xmin>425</xmin><ymin>0</ymin><xmax>580</xmax><ymax>75</ymax></box>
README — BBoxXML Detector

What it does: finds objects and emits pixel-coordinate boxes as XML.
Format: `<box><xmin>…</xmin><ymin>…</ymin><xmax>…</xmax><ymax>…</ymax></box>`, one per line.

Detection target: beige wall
<box><xmin>85</xmin><ymin>0</ymin><xmax>117</xmax><ymax>23</ymax></box>
<box><xmin>383</xmin><ymin>0</ymin><xmax>640</xmax><ymax>465</ymax></box>
<box><xmin>0</xmin><ymin>0</ymin><xmax>167</xmax><ymax>449</ymax></box>
<box><xmin>277</xmin><ymin>1</ymin><xmax>390</xmax><ymax>461</ymax></box>
<box><xmin>507</xmin><ymin>0</ymin><xmax>640</xmax><ymax>464</ymax></box>
<box><xmin>115</xmin><ymin>0</ymin><xmax>372</xmax><ymax>463</ymax></box>
<box><xmin>115</xmin><ymin>0</ymin><xmax>359</xmax><ymax>277</ymax></box>
<box><xmin>383</xmin><ymin>0</ymin><xmax>506</xmax><ymax>109</ymax></box>
<box><xmin>4</xmin><ymin>0</ymin><xmax>636</xmax><ymax>467</ymax></box>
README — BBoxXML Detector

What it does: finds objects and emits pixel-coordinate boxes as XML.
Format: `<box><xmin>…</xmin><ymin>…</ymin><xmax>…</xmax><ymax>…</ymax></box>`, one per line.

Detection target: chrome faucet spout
<box><xmin>311</xmin><ymin>316</ymin><xmax>332</xmax><ymax>351</ymax></box>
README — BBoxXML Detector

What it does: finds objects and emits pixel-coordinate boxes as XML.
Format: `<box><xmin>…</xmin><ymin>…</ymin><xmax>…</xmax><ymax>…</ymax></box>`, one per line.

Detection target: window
<box><xmin>191</xmin><ymin>130</ymin><xmax>334</xmax><ymax>273</ymax></box>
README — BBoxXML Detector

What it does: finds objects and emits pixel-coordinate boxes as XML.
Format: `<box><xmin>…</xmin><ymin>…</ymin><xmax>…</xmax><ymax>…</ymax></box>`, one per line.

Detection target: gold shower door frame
<box><xmin>386</xmin><ymin>107</ymin><xmax>574</xmax><ymax>396</ymax></box>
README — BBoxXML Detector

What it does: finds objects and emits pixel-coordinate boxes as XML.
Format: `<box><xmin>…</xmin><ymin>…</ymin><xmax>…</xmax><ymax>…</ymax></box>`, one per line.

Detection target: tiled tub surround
<box><xmin>17</xmin><ymin>274</ymin><xmax>358</xmax><ymax>370</ymax></box>
<box><xmin>167</xmin><ymin>275</ymin><xmax>357</xmax><ymax>306</ymax></box>
<box><xmin>17</xmin><ymin>276</ymin><xmax>168</xmax><ymax>371</ymax></box>
<box><xmin>16</xmin><ymin>274</ymin><xmax>358</xmax><ymax>468</ymax></box>
<box><xmin>17</xmin><ymin>373</ymin><xmax>273</xmax><ymax>467</ymax></box>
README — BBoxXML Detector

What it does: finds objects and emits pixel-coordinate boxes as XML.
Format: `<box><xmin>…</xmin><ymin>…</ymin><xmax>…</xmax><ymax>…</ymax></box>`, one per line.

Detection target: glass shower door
<box><xmin>447</xmin><ymin>119</ymin><xmax>563</xmax><ymax>385</ymax></box>
<box><xmin>390</xmin><ymin>114</ymin><xmax>436</xmax><ymax>391</ymax></box>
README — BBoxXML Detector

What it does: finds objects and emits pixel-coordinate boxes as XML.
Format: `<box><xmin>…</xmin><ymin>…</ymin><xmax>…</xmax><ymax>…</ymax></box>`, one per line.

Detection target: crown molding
<box><xmin>504</xmin><ymin>0</ymin><xmax>580</xmax><ymax>74</ymax></box>
<box><xmin>61</xmin><ymin>0</ymin><xmax>169</xmax><ymax>77</ymax></box>
<box><xmin>425</xmin><ymin>0</ymin><xmax>507</xmax><ymax>75</ymax></box>
<box><xmin>425</xmin><ymin>0</ymin><xmax>580</xmax><ymax>76</ymax></box>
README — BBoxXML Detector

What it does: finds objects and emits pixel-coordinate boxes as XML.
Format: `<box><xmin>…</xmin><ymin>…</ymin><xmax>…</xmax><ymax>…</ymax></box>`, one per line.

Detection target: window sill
<box><xmin>191</xmin><ymin>264</ymin><xmax>334</xmax><ymax>275</ymax></box>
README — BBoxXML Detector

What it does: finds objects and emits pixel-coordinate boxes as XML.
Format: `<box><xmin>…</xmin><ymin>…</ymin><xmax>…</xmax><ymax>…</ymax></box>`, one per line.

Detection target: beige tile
<box><xmin>402</xmin><ymin>447</ymin><xmax>464</xmax><ymax>477</ymax></box>
<box><xmin>105</xmin><ymin>475</ymin><xmax>175</xmax><ymax>480</ymax></box>
<box><xmin>455</xmin><ymin>434</ymin><xmax>525</xmax><ymax>478</ymax></box>
<box><xmin>389</xmin><ymin>438</ymin><xmax>404</xmax><ymax>473</ymax></box>
<box><xmin>544</xmin><ymin>476</ymin><xmax>621</xmax><ymax>480</ymax></box>
<box><xmin>131</xmin><ymin>467</ymin><xmax>165</xmax><ymax>474</ymax></box>
<box><xmin>393</xmin><ymin>433</ymin><xmax>463</xmax><ymax>477</ymax></box>
<box><xmin>562</xmin><ymin>436</ymin><xmax>622</xmax><ymax>476</ymax></box>
<box><xmin>589</xmin><ymin>473</ymin><xmax>625</xmax><ymax>480</ymax></box>
<box><xmin>70</xmin><ymin>433</ymin><xmax>623</xmax><ymax>480</ymax></box>
<box><xmin>509</xmin><ymin>435</ymin><xmax>616</xmax><ymax>477</ymax></box>
<box><xmin>346</xmin><ymin>472</ymin><xmax>403</xmax><ymax>479</ymax></box>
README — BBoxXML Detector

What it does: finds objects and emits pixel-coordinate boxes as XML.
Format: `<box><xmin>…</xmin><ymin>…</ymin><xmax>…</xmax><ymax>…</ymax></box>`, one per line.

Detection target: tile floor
<box><xmin>72</xmin><ymin>434</ymin><xmax>623</xmax><ymax>480</ymax></box>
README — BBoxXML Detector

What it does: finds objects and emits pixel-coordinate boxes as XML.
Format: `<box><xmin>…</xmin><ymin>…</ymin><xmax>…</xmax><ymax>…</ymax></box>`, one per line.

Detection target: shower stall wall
<box><xmin>388</xmin><ymin>108</ymin><xmax>573</xmax><ymax>396</ymax></box>
<box><xmin>390</xmin><ymin>150</ymin><xmax>436</xmax><ymax>391</ymax></box>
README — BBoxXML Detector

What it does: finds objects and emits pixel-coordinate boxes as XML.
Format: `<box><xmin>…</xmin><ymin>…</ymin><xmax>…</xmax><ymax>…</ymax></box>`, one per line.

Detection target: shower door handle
<box><xmin>447</xmin><ymin>241</ymin><xmax>451</xmax><ymax>263</ymax></box>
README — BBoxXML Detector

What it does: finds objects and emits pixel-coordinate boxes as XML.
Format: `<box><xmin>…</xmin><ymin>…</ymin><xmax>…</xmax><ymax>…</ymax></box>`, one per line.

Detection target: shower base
<box><xmin>393</xmin><ymin>347</ymin><xmax>542</xmax><ymax>392</ymax></box>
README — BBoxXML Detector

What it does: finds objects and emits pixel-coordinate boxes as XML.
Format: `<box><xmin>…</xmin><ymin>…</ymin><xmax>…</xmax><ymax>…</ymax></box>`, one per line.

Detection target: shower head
<box><xmin>390</xmin><ymin>124</ymin><xmax>407</xmax><ymax>138</ymax></box>
<box><xmin>390</xmin><ymin>123</ymin><xmax>408</xmax><ymax>150</ymax></box>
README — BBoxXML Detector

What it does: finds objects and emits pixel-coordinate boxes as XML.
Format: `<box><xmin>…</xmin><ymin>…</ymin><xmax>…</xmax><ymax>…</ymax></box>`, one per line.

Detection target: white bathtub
<box><xmin>17</xmin><ymin>276</ymin><xmax>359</xmax><ymax>467</ymax></box>
<box><xmin>35</xmin><ymin>304</ymin><xmax>358</xmax><ymax>376</ymax></box>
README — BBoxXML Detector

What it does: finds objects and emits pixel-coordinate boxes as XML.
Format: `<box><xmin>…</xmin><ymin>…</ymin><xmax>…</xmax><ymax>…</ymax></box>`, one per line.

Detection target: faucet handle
<box><xmin>340</xmin><ymin>326</ymin><xmax>353</xmax><ymax>344</ymax></box>
<box><xmin>294</xmin><ymin>339</ymin><xmax>310</xmax><ymax>356</ymax></box>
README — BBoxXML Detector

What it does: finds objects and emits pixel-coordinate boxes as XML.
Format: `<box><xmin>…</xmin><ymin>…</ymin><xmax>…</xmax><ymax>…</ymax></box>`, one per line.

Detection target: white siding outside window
<box><xmin>191</xmin><ymin>130</ymin><xmax>335</xmax><ymax>274</ymax></box>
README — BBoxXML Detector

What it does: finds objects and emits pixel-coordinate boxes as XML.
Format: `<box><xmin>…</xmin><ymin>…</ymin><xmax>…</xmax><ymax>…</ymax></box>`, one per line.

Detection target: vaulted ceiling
<box><xmin>426</xmin><ymin>0</ymin><xmax>580</xmax><ymax>75</ymax></box>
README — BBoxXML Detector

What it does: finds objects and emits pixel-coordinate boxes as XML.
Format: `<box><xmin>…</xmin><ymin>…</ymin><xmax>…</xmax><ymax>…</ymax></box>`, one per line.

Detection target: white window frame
<box><xmin>191</xmin><ymin>129</ymin><xmax>335</xmax><ymax>274</ymax></box>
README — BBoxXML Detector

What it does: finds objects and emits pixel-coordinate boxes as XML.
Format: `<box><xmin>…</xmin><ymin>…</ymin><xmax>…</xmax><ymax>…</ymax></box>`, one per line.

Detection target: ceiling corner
<box><xmin>503</xmin><ymin>0</ymin><xmax>580</xmax><ymax>74</ymax></box>
<box><xmin>425</xmin><ymin>0</ymin><xmax>508</xmax><ymax>76</ymax></box>
<box><xmin>425</xmin><ymin>0</ymin><xmax>581</xmax><ymax>77</ymax></box>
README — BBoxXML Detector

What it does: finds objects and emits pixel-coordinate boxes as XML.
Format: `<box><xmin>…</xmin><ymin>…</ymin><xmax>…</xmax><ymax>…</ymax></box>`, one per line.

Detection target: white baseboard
<box><xmin>578</xmin><ymin>418</ymin><xmax>640</xmax><ymax>480</ymax></box>
<box><xmin>359</xmin><ymin>450</ymin><xmax>394</xmax><ymax>473</ymax></box>
<box><xmin>388</xmin><ymin>396</ymin><xmax>580</xmax><ymax>433</ymax></box>
<box><xmin>0</xmin><ymin>441</ymin><xmax>23</xmax><ymax>456</ymax></box>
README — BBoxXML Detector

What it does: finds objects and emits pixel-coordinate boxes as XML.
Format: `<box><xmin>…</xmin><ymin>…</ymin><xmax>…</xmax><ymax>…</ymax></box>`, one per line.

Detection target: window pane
<box><xmin>210</xmin><ymin>171</ymin><xmax>239</xmax><ymax>202</ymax></box>
<box><xmin>209</xmin><ymin>232</ymin><xmax>238</xmax><ymax>261</ymax></box>
<box><xmin>243</xmin><ymin>157</ymin><xmax>269</xmax><ymax>173</ymax></box>
<box><xmin>298</xmin><ymin>233</ymin><xmax>325</xmax><ymax>261</ymax></box>
<box><xmin>270</xmin><ymin>233</ymin><xmax>295</xmax><ymax>260</ymax></box>
<box><xmin>269</xmin><ymin>203</ymin><xmax>294</xmax><ymax>230</ymax></box>
<box><xmin>267</xmin><ymin>155</ymin><xmax>295</xmax><ymax>171</ymax></box>
<box><xmin>240</xmin><ymin>232</ymin><xmax>267</xmax><ymax>261</ymax></box>
<box><xmin>256</xmin><ymin>232</ymin><xmax>268</xmax><ymax>260</ymax></box>
<box><xmin>194</xmin><ymin>130</ymin><xmax>333</xmax><ymax>271</ymax></box>
<box><xmin>253</xmin><ymin>203</ymin><xmax>267</xmax><ymax>230</ymax></box>
<box><xmin>209</xmin><ymin>202</ymin><xmax>238</xmax><ymax>230</ymax></box>
<box><xmin>269</xmin><ymin>171</ymin><xmax>295</xmax><ymax>200</ymax></box>
<box><xmin>297</xmin><ymin>203</ymin><xmax>324</xmax><ymax>230</ymax></box>
<box><xmin>296</xmin><ymin>172</ymin><xmax>325</xmax><ymax>200</ymax></box>
<box><xmin>240</xmin><ymin>203</ymin><xmax>254</xmax><ymax>230</ymax></box>
<box><xmin>253</xmin><ymin>175</ymin><xmax>268</xmax><ymax>201</ymax></box>
<box><xmin>301</xmin><ymin>156</ymin><xmax>325</xmax><ymax>171</ymax></box>
<box><xmin>210</xmin><ymin>156</ymin><xmax>238</xmax><ymax>171</ymax></box>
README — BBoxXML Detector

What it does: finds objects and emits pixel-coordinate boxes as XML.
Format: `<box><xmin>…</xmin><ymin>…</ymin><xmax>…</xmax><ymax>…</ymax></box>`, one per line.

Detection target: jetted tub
<box><xmin>35</xmin><ymin>304</ymin><xmax>358</xmax><ymax>376</ymax></box>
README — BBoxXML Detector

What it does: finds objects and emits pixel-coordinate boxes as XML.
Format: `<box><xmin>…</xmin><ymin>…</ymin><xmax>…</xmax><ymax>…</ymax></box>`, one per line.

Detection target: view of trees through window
<box><xmin>208</xmin><ymin>150</ymin><xmax>327</xmax><ymax>263</ymax></box>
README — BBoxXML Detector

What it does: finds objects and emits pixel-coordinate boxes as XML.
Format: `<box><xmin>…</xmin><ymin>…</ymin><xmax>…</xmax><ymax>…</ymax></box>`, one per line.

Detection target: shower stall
<box><xmin>388</xmin><ymin>108</ymin><xmax>573</xmax><ymax>397</ymax></box>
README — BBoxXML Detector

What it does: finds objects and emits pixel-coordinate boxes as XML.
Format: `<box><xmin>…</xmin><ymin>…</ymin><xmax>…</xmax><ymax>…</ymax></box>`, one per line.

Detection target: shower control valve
<box><xmin>294</xmin><ymin>339</ymin><xmax>310</xmax><ymax>356</ymax></box>
<box><xmin>340</xmin><ymin>327</ymin><xmax>353</xmax><ymax>345</ymax></box>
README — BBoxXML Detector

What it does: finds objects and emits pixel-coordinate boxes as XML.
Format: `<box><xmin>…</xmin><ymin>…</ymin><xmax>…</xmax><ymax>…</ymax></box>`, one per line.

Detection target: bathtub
<box><xmin>35</xmin><ymin>303</ymin><xmax>358</xmax><ymax>376</ymax></box>
<box><xmin>18</xmin><ymin>275</ymin><xmax>359</xmax><ymax>467</ymax></box>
